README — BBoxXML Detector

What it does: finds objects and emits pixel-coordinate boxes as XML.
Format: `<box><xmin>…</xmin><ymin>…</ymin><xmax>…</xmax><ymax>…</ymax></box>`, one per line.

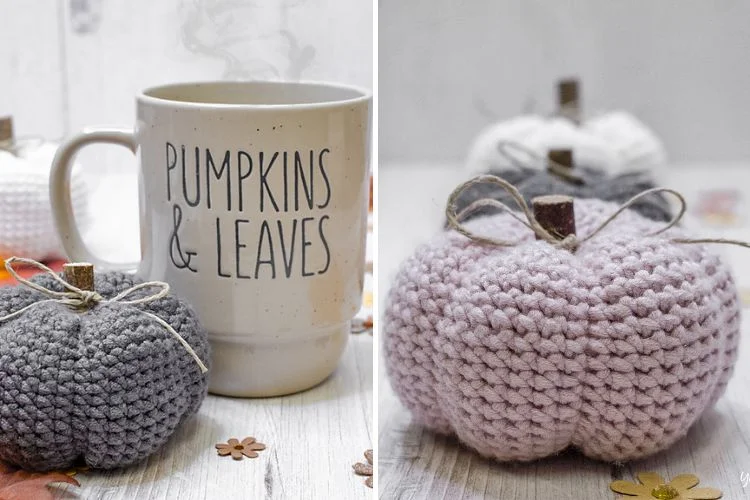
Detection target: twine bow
<box><xmin>0</xmin><ymin>257</ymin><xmax>208</xmax><ymax>373</ymax></box>
<box><xmin>445</xmin><ymin>174</ymin><xmax>750</xmax><ymax>252</ymax></box>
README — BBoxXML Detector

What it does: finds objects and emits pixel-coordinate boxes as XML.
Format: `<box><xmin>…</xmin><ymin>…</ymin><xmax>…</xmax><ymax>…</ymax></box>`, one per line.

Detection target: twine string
<box><xmin>0</xmin><ymin>257</ymin><xmax>208</xmax><ymax>373</ymax></box>
<box><xmin>445</xmin><ymin>174</ymin><xmax>750</xmax><ymax>252</ymax></box>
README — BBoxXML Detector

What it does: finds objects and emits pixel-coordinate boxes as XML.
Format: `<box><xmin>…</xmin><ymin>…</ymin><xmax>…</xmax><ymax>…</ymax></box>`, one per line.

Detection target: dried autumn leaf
<box><xmin>0</xmin><ymin>462</ymin><xmax>80</xmax><ymax>500</ymax></box>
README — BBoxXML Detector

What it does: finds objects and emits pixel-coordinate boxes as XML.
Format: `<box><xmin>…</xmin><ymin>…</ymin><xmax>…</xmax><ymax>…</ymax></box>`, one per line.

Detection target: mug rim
<box><xmin>138</xmin><ymin>80</ymin><xmax>372</xmax><ymax>110</ymax></box>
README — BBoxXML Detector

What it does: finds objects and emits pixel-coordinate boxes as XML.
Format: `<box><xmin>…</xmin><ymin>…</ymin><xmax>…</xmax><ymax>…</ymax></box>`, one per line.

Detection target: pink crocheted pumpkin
<box><xmin>384</xmin><ymin>198</ymin><xmax>740</xmax><ymax>462</ymax></box>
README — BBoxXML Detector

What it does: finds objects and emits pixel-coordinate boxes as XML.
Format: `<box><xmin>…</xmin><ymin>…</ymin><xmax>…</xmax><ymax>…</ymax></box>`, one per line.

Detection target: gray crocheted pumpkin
<box><xmin>0</xmin><ymin>271</ymin><xmax>210</xmax><ymax>471</ymax></box>
<box><xmin>450</xmin><ymin>166</ymin><xmax>673</xmax><ymax>224</ymax></box>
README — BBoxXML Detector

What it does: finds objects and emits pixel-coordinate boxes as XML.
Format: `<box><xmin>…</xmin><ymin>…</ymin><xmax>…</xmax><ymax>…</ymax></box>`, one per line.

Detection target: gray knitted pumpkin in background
<box><xmin>0</xmin><ymin>268</ymin><xmax>210</xmax><ymax>471</ymax></box>
<box><xmin>450</xmin><ymin>165</ymin><xmax>673</xmax><ymax>225</ymax></box>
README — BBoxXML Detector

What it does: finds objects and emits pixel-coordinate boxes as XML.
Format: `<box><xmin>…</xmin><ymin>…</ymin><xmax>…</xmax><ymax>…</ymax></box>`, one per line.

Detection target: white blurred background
<box><xmin>380</xmin><ymin>0</ymin><xmax>750</xmax><ymax>164</ymax></box>
<box><xmin>2</xmin><ymin>0</ymin><xmax>372</xmax><ymax>145</ymax></box>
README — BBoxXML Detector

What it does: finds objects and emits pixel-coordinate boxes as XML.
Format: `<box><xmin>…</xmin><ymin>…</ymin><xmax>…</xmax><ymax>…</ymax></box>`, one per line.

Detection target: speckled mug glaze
<box><xmin>50</xmin><ymin>81</ymin><xmax>372</xmax><ymax>397</ymax></box>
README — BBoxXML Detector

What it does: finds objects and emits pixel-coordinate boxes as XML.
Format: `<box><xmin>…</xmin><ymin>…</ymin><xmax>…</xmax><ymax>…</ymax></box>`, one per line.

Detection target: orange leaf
<box><xmin>0</xmin><ymin>462</ymin><xmax>80</xmax><ymax>500</ymax></box>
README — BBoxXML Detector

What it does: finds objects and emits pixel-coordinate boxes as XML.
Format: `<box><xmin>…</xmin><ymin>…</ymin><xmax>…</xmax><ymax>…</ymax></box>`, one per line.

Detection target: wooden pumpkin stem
<box><xmin>557</xmin><ymin>78</ymin><xmax>580</xmax><ymax>124</ymax></box>
<box><xmin>63</xmin><ymin>263</ymin><xmax>95</xmax><ymax>291</ymax></box>
<box><xmin>0</xmin><ymin>116</ymin><xmax>12</xmax><ymax>142</ymax></box>
<box><xmin>532</xmin><ymin>195</ymin><xmax>576</xmax><ymax>240</ymax></box>
<box><xmin>547</xmin><ymin>148</ymin><xmax>584</xmax><ymax>185</ymax></box>
<box><xmin>548</xmin><ymin>149</ymin><xmax>573</xmax><ymax>170</ymax></box>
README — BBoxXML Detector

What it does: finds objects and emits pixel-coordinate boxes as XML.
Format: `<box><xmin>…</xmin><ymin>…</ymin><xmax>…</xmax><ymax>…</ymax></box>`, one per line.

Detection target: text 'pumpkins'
<box><xmin>0</xmin><ymin>269</ymin><xmax>210</xmax><ymax>471</ymax></box>
<box><xmin>384</xmin><ymin>198</ymin><xmax>739</xmax><ymax>462</ymax></box>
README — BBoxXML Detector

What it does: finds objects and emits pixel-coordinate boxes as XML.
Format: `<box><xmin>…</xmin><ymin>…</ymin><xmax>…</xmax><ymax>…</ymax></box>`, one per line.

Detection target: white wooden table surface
<box><xmin>52</xmin><ymin>334</ymin><xmax>372</xmax><ymax>500</ymax></box>
<box><xmin>378</xmin><ymin>163</ymin><xmax>750</xmax><ymax>499</ymax></box>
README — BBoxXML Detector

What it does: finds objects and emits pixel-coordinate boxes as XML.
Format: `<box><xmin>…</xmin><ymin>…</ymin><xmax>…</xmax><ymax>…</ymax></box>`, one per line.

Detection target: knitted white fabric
<box><xmin>0</xmin><ymin>143</ymin><xmax>90</xmax><ymax>260</ymax></box>
<box><xmin>466</xmin><ymin>111</ymin><xmax>666</xmax><ymax>176</ymax></box>
<box><xmin>584</xmin><ymin>112</ymin><xmax>667</xmax><ymax>172</ymax></box>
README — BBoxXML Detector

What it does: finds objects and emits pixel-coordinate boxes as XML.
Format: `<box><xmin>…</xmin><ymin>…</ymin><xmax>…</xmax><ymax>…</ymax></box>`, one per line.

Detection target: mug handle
<box><xmin>50</xmin><ymin>127</ymin><xmax>140</xmax><ymax>271</ymax></box>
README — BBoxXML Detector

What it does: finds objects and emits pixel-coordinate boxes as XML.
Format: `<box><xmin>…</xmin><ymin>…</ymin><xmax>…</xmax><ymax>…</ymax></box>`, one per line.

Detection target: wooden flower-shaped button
<box><xmin>353</xmin><ymin>449</ymin><xmax>373</xmax><ymax>488</ymax></box>
<box><xmin>215</xmin><ymin>437</ymin><xmax>266</xmax><ymax>460</ymax></box>
<box><xmin>610</xmin><ymin>472</ymin><xmax>722</xmax><ymax>499</ymax></box>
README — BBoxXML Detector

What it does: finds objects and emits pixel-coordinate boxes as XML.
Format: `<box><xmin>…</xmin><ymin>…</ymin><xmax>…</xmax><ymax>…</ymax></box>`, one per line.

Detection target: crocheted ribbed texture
<box><xmin>0</xmin><ymin>143</ymin><xmax>90</xmax><ymax>260</ymax></box>
<box><xmin>450</xmin><ymin>167</ymin><xmax>672</xmax><ymax>224</ymax></box>
<box><xmin>386</xmin><ymin>198</ymin><xmax>740</xmax><ymax>462</ymax></box>
<box><xmin>0</xmin><ymin>272</ymin><xmax>210</xmax><ymax>471</ymax></box>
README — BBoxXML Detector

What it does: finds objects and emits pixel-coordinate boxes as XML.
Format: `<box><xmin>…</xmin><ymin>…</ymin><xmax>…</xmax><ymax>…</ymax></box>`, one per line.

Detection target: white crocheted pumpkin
<box><xmin>466</xmin><ymin>79</ymin><xmax>665</xmax><ymax>177</ymax></box>
<box><xmin>0</xmin><ymin>143</ymin><xmax>90</xmax><ymax>260</ymax></box>
<box><xmin>466</xmin><ymin>112</ymin><xmax>666</xmax><ymax>176</ymax></box>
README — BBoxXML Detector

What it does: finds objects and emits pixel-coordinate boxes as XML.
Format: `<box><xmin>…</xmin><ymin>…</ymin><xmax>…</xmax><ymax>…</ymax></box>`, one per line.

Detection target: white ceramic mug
<box><xmin>50</xmin><ymin>81</ymin><xmax>371</xmax><ymax>397</ymax></box>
